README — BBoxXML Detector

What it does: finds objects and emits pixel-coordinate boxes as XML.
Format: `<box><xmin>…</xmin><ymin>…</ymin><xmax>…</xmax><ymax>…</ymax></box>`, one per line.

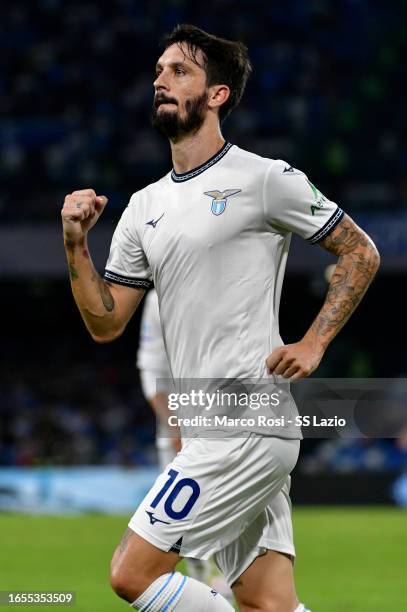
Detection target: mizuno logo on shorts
<box><xmin>145</xmin><ymin>510</ymin><xmax>170</xmax><ymax>525</ymax></box>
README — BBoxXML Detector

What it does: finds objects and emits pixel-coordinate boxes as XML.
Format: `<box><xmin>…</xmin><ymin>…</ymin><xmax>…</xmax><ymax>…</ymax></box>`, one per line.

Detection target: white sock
<box><xmin>131</xmin><ymin>571</ymin><xmax>234</xmax><ymax>611</ymax></box>
<box><xmin>294</xmin><ymin>605</ymin><xmax>312</xmax><ymax>612</ymax></box>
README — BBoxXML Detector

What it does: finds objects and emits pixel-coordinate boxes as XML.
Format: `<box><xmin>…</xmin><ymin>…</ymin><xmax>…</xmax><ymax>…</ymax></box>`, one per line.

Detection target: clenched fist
<box><xmin>61</xmin><ymin>189</ymin><xmax>108</xmax><ymax>244</ymax></box>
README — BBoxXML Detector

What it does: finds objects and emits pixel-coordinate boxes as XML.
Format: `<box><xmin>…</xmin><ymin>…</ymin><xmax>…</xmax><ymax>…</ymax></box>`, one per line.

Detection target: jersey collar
<box><xmin>171</xmin><ymin>142</ymin><xmax>233</xmax><ymax>183</ymax></box>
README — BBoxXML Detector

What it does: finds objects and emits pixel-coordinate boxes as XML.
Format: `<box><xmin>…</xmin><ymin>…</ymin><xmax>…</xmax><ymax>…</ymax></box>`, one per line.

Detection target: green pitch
<box><xmin>0</xmin><ymin>508</ymin><xmax>406</xmax><ymax>611</ymax></box>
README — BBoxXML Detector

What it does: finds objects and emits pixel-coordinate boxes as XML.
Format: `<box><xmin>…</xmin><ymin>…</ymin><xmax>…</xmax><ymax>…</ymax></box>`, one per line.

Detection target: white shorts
<box><xmin>129</xmin><ymin>435</ymin><xmax>300</xmax><ymax>585</ymax></box>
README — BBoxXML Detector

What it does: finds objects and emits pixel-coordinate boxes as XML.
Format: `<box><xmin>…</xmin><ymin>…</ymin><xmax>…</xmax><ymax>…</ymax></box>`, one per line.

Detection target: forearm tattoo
<box><xmin>69</xmin><ymin>264</ymin><xmax>79</xmax><ymax>281</ymax></box>
<box><xmin>97</xmin><ymin>277</ymin><xmax>114</xmax><ymax>312</ymax></box>
<box><xmin>65</xmin><ymin>240</ymin><xmax>81</xmax><ymax>282</ymax></box>
<box><xmin>310</xmin><ymin>216</ymin><xmax>380</xmax><ymax>347</ymax></box>
<box><xmin>65</xmin><ymin>240</ymin><xmax>114</xmax><ymax>312</ymax></box>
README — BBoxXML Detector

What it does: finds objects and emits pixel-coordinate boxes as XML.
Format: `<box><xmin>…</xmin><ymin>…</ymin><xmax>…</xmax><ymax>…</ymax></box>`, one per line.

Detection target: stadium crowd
<box><xmin>1</xmin><ymin>357</ymin><xmax>155</xmax><ymax>466</ymax></box>
<box><xmin>1</xmin><ymin>0</ymin><xmax>406</xmax><ymax>222</ymax></box>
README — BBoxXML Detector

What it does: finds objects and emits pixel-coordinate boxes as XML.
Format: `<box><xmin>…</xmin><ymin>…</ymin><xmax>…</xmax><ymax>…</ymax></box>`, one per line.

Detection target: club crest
<box><xmin>203</xmin><ymin>189</ymin><xmax>241</xmax><ymax>216</ymax></box>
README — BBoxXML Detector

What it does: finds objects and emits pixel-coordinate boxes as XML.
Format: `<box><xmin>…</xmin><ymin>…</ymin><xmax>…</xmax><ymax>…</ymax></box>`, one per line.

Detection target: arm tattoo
<box><xmin>309</xmin><ymin>215</ymin><xmax>380</xmax><ymax>348</ymax></box>
<box><xmin>65</xmin><ymin>239</ymin><xmax>83</xmax><ymax>282</ymax></box>
<box><xmin>64</xmin><ymin>237</ymin><xmax>84</xmax><ymax>251</ymax></box>
<box><xmin>97</xmin><ymin>277</ymin><xmax>114</xmax><ymax>312</ymax></box>
<box><xmin>65</xmin><ymin>239</ymin><xmax>114</xmax><ymax>312</ymax></box>
<box><xmin>320</xmin><ymin>214</ymin><xmax>371</xmax><ymax>256</ymax></box>
<box><xmin>69</xmin><ymin>264</ymin><xmax>79</xmax><ymax>281</ymax></box>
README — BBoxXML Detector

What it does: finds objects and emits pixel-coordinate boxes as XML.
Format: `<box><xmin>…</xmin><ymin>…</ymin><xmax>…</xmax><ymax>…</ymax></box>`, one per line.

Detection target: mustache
<box><xmin>154</xmin><ymin>95</ymin><xmax>178</xmax><ymax>109</ymax></box>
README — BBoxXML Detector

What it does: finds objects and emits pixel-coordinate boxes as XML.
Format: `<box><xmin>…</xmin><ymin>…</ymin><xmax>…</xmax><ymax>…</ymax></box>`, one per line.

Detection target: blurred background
<box><xmin>0</xmin><ymin>1</ymin><xmax>407</xmax><ymax>606</ymax></box>
<box><xmin>1</xmin><ymin>1</ymin><xmax>406</xmax><ymax>609</ymax></box>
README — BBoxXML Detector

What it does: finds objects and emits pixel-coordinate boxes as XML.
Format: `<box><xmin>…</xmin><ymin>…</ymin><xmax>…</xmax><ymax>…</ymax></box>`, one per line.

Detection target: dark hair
<box><xmin>162</xmin><ymin>24</ymin><xmax>252</xmax><ymax>123</ymax></box>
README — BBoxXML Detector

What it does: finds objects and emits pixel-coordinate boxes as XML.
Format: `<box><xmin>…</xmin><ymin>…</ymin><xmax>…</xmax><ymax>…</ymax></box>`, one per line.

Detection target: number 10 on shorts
<box><xmin>150</xmin><ymin>469</ymin><xmax>201</xmax><ymax>520</ymax></box>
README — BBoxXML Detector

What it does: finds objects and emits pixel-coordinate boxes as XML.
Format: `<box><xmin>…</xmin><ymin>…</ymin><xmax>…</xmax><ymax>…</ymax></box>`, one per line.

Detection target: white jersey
<box><xmin>105</xmin><ymin>143</ymin><xmax>343</xmax><ymax>435</ymax></box>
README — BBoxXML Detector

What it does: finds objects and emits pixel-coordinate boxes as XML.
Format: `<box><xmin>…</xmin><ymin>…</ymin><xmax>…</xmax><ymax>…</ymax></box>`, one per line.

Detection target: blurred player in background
<box><xmin>137</xmin><ymin>288</ymin><xmax>180</xmax><ymax>469</ymax></box>
<box><xmin>137</xmin><ymin>288</ymin><xmax>233</xmax><ymax>601</ymax></box>
<box><xmin>61</xmin><ymin>23</ymin><xmax>380</xmax><ymax>612</ymax></box>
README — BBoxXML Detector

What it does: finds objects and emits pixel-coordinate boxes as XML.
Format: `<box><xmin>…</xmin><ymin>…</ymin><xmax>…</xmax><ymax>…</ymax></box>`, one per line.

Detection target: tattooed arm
<box><xmin>62</xmin><ymin>189</ymin><xmax>145</xmax><ymax>342</ymax></box>
<box><xmin>305</xmin><ymin>214</ymin><xmax>380</xmax><ymax>349</ymax></box>
<box><xmin>266</xmin><ymin>214</ymin><xmax>380</xmax><ymax>379</ymax></box>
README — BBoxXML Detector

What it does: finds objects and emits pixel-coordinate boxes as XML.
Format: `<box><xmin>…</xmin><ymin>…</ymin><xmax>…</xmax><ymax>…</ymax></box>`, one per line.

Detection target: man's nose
<box><xmin>154</xmin><ymin>71</ymin><xmax>169</xmax><ymax>91</ymax></box>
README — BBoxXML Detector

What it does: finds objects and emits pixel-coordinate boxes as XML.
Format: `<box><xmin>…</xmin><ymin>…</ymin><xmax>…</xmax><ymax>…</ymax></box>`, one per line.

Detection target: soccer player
<box><xmin>61</xmin><ymin>24</ymin><xmax>380</xmax><ymax>612</ymax></box>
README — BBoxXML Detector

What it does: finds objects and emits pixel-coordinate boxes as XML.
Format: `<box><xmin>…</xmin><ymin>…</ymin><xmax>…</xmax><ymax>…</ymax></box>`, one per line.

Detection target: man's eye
<box><xmin>175</xmin><ymin>68</ymin><xmax>185</xmax><ymax>75</ymax></box>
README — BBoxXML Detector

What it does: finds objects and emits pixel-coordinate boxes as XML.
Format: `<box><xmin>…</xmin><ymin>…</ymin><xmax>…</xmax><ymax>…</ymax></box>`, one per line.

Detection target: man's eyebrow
<box><xmin>155</xmin><ymin>60</ymin><xmax>189</xmax><ymax>71</ymax></box>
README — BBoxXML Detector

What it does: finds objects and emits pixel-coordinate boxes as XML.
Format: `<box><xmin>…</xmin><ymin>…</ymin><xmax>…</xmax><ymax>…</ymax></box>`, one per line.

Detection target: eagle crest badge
<box><xmin>203</xmin><ymin>189</ymin><xmax>241</xmax><ymax>216</ymax></box>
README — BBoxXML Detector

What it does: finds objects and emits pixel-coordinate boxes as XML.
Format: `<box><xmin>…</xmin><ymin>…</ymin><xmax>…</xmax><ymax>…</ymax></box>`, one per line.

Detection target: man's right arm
<box><xmin>61</xmin><ymin>188</ymin><xmax>145</xmax><ymax>343</ymax></box>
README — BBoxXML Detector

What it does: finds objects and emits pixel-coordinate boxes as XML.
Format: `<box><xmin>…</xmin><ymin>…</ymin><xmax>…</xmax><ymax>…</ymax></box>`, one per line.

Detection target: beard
<box><xmin>151</xmin><ymin>90</ymin><xmax>208</xmax><ymax>139</ymax></box>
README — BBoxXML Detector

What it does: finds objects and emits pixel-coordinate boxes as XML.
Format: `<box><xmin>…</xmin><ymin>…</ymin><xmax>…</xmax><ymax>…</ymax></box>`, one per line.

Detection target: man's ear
<box><xmin>208</xmin><ymin>84</ymin><xmax>230</xmax><ymax>111</ymax></box>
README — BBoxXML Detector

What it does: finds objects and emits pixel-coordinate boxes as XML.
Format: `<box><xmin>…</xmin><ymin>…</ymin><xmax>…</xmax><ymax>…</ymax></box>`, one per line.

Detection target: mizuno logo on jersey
<box><xmin>203</xmin><ymin>189</ymin><xmax>241</xmax><ymax>216</ymax></box>
<box><xmin>282</xmin><ymin>165</ymin><xmax>303</xmax><ymax>176</ymax></box>
<box><xmin>145</xmin><ymin>511</ymin><xmax>170</xmax><ymax>525</ymax></box>
<box><xmin>146</xmin><ymin>213</ymin><xmax>165</xmax><ymax>228</ymax></box>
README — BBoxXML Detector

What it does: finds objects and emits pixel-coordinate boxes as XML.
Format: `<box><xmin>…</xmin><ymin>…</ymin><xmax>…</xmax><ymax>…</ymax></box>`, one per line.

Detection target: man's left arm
<box><xmin>266</xmin><ymin>214</ymin><xmax>380</xmax><ymax>379</ymax></box>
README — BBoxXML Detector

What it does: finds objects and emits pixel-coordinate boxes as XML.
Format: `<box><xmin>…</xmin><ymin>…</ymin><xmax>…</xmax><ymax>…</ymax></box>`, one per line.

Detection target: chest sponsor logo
<box><xmin>203</xmin><ymin>189</ymin><xmax>242</xmax><ymax>216</ymax></box>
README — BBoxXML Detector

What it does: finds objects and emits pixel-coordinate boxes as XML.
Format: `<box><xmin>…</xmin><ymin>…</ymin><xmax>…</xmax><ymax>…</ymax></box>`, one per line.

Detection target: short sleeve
<box><xmin>263</xmin><ymin>159</ymin><xmax>344</xmax><ymax>243</ymax></box>
<box><xmin>104</xmin><ymin>195</ymin><xmax>153</xmax><ymax>289</ymax></box>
